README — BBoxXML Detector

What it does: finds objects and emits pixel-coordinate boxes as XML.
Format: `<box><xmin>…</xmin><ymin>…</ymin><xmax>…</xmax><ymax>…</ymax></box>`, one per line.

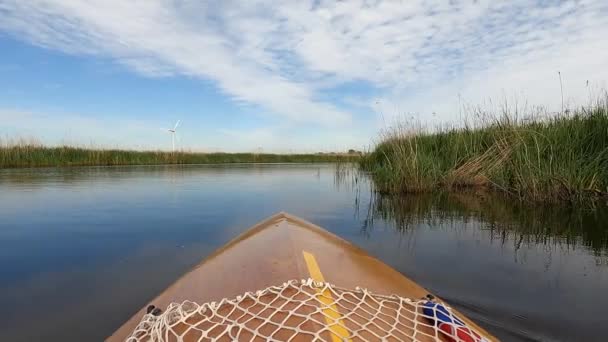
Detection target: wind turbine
<box><xmin>165</xmin><ymin>120</ymin><xmax>180</xmax><ymax>152</ymax></box>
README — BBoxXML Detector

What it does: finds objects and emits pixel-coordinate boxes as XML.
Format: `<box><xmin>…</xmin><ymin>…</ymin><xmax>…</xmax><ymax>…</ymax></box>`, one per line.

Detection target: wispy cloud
<box><xmin>1</xmin><ymin>1</ymin><xmax>607</xmax><ymax>133</ymax></box>
<box><xmin>0</xmin><ymin>1</ymin><xmax>352</xmax><ymax>125</ymax></box>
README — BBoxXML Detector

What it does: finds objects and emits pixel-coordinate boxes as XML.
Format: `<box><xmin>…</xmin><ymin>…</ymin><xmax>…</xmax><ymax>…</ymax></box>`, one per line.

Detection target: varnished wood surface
<box><xmin>108</xmin><ymin>212</ymin><xmax>497</xmax><ymax>341</ymax></box>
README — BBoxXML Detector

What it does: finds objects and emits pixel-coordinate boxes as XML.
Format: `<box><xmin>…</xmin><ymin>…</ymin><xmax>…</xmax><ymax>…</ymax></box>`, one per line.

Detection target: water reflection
<box><xmin>344</xmin><ymin>174</ymin><xmax>608</xmax><ymax>341</ymax></box>
<box><xmin>360</xmin><ymin>191</ymin><xmax>608</xmax><ymax>256</ymax></box>
<box><xmin>0</xmin><ymin>164</ymin><xmax>607</xmax><ymax>341</ymax></box>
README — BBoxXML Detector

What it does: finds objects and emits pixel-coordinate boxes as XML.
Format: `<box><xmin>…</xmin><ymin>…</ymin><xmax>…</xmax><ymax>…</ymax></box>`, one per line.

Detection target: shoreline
<box><xmin>0</xmin><ymin>145</ymin><xmax>360</xmax><ymax>169</ymax></box>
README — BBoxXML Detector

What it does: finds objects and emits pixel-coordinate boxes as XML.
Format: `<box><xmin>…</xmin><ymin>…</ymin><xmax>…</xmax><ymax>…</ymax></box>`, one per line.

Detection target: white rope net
<box><xmin>126</xmin><ymin>279</ymin><xmax>490</xmax><ymax>342</ymax></box>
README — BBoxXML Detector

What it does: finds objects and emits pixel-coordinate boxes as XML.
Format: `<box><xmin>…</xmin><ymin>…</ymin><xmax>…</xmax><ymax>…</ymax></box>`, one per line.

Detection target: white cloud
<box><xmin>0</xmin><ymin>0</ymin><xmax>351</xmax><ymax>125</ymax></box>
<box><xmin>1</xmin><ymin>0</ymin><xmax>608</xmax><ymax>144</ymax></box>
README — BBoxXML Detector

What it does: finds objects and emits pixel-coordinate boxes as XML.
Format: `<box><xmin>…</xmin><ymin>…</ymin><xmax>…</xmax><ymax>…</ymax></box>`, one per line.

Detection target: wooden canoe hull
<box><xmin>108</xmin><ymin>212</ymin><xmax>496</xmax><ymax>341</ymax></box>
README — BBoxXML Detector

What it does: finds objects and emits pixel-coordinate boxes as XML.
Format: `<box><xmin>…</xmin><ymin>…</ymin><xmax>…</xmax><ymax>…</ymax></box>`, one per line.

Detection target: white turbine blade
<box><xmin>174</xmin><ymin>120</ymin><xmax>181</xmax><ymax>130</ymax></box>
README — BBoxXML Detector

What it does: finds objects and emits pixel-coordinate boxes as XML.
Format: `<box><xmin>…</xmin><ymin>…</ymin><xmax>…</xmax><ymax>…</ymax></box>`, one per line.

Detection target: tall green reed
<box><xmin>361</xmin><ymin>94</ymin><xmax>608</xmax><ymax>203</ymax></box>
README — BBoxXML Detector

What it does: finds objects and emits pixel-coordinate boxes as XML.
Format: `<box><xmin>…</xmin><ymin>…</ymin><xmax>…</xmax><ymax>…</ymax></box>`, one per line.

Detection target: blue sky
<box><xmin>1</xmin><ymin>1</ymin><xmax>607</xmax><ymax>152</ymax></box>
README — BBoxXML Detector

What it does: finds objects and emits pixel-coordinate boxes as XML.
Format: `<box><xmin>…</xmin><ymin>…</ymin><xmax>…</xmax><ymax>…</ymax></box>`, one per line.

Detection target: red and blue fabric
<box><xmin>423</xmin><ymin>301</ymin><xmax>488</xmax><ymax>342</ymax></box>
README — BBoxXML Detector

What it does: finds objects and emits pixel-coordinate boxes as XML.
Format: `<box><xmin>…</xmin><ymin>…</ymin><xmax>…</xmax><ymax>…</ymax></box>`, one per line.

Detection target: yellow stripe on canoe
<box><xmin>302</xmin><ymin>251</ymin><xmax>352</xmax><ymax>342</ymax></box>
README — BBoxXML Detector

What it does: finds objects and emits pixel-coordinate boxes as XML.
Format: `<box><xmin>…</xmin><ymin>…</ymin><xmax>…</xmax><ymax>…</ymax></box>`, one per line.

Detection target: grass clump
<box><xmin>361</xmin><ymin>94</ymin><xmax>608</xmax><ymax>203</ymax></box>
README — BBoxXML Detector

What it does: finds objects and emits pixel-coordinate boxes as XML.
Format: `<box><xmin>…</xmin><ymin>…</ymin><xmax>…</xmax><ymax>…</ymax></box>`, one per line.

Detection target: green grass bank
<box><xmin>361</xmin><ymin>96</ymin><xmax>608</xmax><ymax>203</ymax></box>
<box><xmin>0</xmin><ymin>144</ymin><xmax>359</xmax><ymax>168</ymax></box>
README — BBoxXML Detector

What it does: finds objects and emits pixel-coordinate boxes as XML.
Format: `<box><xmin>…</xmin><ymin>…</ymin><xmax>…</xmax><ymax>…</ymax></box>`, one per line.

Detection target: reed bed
<box><xmin>0</xmin><ymin>142</ymin><xmax>358</xmax><ymax>168</ymax></box>
<box><xmin>361</xmin><ymin>94</ymin><xmax>608</xmax><ymax>203</ymax></box>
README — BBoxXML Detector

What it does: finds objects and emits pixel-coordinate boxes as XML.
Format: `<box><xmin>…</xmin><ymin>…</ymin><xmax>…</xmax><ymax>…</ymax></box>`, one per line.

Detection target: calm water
<box><xmin>1</xmin><ymin>164</ymin><xmax>607</xmax><ymax>341</ymax></box>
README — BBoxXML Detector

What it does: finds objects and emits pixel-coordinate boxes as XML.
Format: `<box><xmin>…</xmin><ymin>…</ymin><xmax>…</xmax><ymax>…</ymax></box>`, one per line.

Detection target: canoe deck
<box><xmin>108</xmin><ymin>212</ymin><xmax>496</xmax><ymax>341</ymax></box>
